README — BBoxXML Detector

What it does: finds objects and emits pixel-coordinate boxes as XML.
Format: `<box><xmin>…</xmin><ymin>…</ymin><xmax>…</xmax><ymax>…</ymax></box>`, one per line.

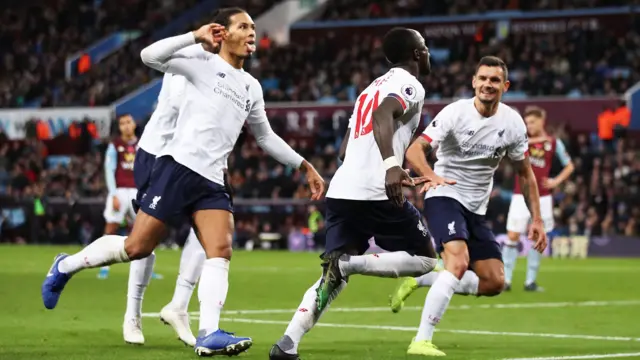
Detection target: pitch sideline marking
<box><xmin>142</xmin><ymin>300</ymin><xmax>640</xmax><ymax>317</ymax></box>
<box><xmin>502</xmin><ymin>352</ymin><xmax>640</xmax><ymax>360</ymax></box>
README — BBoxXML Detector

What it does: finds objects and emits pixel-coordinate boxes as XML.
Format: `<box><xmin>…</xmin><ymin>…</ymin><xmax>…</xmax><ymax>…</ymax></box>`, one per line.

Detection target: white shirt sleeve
<box><xmin>508</xmin><ymin>116</ymin><xmax>529</xmax><ymax>161</ymax></box>
<box><xmin>140</xmin><ymin>32</ymin><xmax>207</xmax><ymax>81</ymax></box>
<box><xmin>420</xmin><ymin>103</ymin><xmax>455</xmax><ymax>146</ymax></box>
<box><xmin>382</xmin><ymin>78</ymin><xmax>424</xmax><ymax>115</ymax></box>
<box><xmin>246</xmin><ymin>81</ymin><xmax>268</xmax><ymax>125</ymax></box>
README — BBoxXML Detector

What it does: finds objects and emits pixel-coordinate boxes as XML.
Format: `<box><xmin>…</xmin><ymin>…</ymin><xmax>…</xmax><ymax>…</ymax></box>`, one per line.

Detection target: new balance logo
<box><xmin>217</xmin><ymin>72</ymin><xmax>226</xmax><ymax>78</ymax></box>
<box><xmin>149</xmin><ymin>196</ymin><xmax>161</xmax><ymax>210</ymax></box>
<box><xmin>448</xmin><ymin>221</ymin><xmax>456</xmax><ymax>236</ymax></box>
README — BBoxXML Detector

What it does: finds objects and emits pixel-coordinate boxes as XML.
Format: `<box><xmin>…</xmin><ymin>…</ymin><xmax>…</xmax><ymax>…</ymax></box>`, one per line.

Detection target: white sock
<box><xmin>124</xmin><ymin>252</ymin><xmax>156</xmax><ymax>320</ymax></box>
<box><xmin>338</xmin><ymin>252</ymin><xmax>437</xmax><ymax>278</ymax></box>
<box><xmin>169</xmin><ymin>229</ymin><xmax>205</xmax><ymax>312</ymax></box>
<box><xmin>502</xmin><ymin>242</ymin><xmax>519</xmax><ymax>285</ymax></box>
<box><xmin>415</xmin><ymin>270</ymin><xmax>459</xmax><ymax>341</ymax></box>
<box><xmin>415</xmin><ymin>271</ymin><xmax>479</xmax><ymax>295</ymax></box>
<box><xmin>526</xmin><ymin>249</ymin><xmax>542</xmax><ymax>285</ymax></box>
<box><xmin>198</xmin><ymin>258</ymin><xmax>229</xmax><ymax>336</ymax></box>
<box><xmin>58</xmin><ymin>235</ymin><xmax>129</xmax><ymax>274</ymax></box>
<box><xmin>279</xmin><ymin>276</ymin><xmax>347</xmax><ymax>355</ymax></box>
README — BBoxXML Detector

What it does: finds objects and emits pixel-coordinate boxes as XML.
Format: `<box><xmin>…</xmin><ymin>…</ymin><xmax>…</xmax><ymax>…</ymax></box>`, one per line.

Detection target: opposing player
<box><xmin>269</xmin><ymin>27</ymin><xmax>439</xmax><ymax>360</ymax></box>
<box><xmin>102</xmin><ymin>114</ymin><xmax>139</xmax><ymax>280</ymax></box>
<box><xmin>503</xmin><ymin>105</ymin><xmax>574</xmax><ymax>292</ymax></box>
<box><xmin>42</xmin><ymin>7</ymin><xmax>325</xmax><ymax>357</ymax></box>
<box><xmin>390</xmin><ymin>56</ymin><xmax>548</xmax><ymax>356</ymax></box>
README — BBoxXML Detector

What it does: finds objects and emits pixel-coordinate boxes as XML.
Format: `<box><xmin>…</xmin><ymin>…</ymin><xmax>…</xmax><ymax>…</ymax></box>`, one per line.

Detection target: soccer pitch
<box><xmin>2</xmin><ymin>246</ymin><xmax>639</xmax><ymax>360</ymax></box>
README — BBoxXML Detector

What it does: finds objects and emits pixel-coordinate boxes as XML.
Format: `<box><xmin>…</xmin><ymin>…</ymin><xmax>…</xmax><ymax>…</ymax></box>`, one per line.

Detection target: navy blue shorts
<box><xmin>423</xmin><ymin>196</ymin><xmax>502</xmax><ymax>264</ymax></box>
<box><xmin>323</xmin><ymin>198</ymin><xmax>432</xmax><ymax>257</ymax></box>
<box><xmin>138</xmin><ymin>155</ymin><xmax>233</xmax><ymax>224</ymax></box>
<box><xmin>132</xmin><ymin>148</ymin><xmax>156</xmax><ymax>213</ymax></box>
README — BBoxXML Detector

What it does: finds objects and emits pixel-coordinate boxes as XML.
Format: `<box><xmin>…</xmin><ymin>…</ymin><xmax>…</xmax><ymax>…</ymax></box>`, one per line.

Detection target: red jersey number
<box><xmin>353</xmin><ymin>90</ymin><xmax>380</xmax><ymax>139</ymax></box>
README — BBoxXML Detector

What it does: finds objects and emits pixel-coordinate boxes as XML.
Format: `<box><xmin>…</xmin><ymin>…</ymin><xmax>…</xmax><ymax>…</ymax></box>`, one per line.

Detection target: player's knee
<box><xmin>202</xmin><ymin>238</ymin><xmax>233</xmax><ymax>260</ymax></box>
<box><xmin>483</xmin><ymin>273</ymin><xmax>505</xmax><ymax>296</ymax></box>
<box><xmin>124</xmin><ymin>238</ymin><xmax>155</xmax><ymax>260</ymax></box>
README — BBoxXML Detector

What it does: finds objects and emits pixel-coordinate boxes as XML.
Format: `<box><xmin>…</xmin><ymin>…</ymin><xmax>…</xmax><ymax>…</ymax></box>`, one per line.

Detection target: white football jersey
<box><xmin>327</xmin><ymin>68</ymin><xmax>425</xmax><ymax>201</ymax></box>
<box><xmin>421</xmin><ymin>98</ymin><xmax>528</xmax><ymax>215</ymax></box>
<box><xmin>138</xmin><ymin>44</ymin><xmax>209</xmax><ymax>156</ymax></box>
<box><xmin>157</xmin><ymin>54</ymin><xmax>266</xmax><ymax>185</ymax></box>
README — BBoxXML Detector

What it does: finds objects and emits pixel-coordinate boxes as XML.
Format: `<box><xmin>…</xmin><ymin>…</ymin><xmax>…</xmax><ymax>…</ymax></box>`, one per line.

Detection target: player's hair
<box><xmin>212</xmin><ymin>7</ymin><xmax>247</xmax><ymax>28</ymax></box>
<box><xmin>117</xmin><ymin>113</ymin><xmax>134</xmax><ymax>122</ymax></box>
<box><xmin>476</xmin><ymin>56</ymin><xmax>509</xmax><ymax>82</ymax></box>
<box><xmin>523</xmin><ymin>105</ymin><xmax>547</xmax><ymax>119</ymax></box>
<box><xmin>382</xmin><ymin>27</ymin><xmax>419</xmax><ymax>64</ymax></box>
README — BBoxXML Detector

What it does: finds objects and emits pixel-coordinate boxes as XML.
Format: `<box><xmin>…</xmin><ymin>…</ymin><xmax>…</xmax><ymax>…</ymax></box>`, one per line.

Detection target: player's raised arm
<box><xmin>543</xmin><ymin>138</ymin><xmax>575</xmax><ymax>189</ymax></box>
<box><xmin>509</xmin><ymin>127</ymin><xmax>546</xmax><ymax>252</ymax></box>
<box><xmin>140</xmin><ymin>24</ymin><xmax>223</xmax><ymax>77</ymax></box>
<box><xmin>246</xmin><ymin>83</ymin><xmax>325</xmax><ymax>200</ymax></box>
<box><xmin>405</xmin><ymin>108</ymin><xmax>457</xmax><ymax>192</ymax></box>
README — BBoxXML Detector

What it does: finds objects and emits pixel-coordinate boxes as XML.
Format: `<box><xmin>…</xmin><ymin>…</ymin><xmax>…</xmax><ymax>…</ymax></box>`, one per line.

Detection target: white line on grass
<box><xmin>142</xmin><ymin>300</ymin><xmax>640</xmax><ymax>317</ymax></box>
<box><xmin>142</xmin><ymin>313</ymin><xmax>640</xmax><ymax>343</ymax></box>
<box><xmin>214</xmin><ymin>317</ymin><xmax>640</xmax><ymax>342</ymax></box>
<box><xmin>502</xmin><ymin>352</ymin><xmax>640</xmax><ymax>360</ymax></box>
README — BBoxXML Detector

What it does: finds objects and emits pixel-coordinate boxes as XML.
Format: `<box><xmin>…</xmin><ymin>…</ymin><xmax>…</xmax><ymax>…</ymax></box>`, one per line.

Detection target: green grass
<box><xmin>1</xmin><ymin>245</ymin><xmax>640</xmax><ymax>360</ymax></box>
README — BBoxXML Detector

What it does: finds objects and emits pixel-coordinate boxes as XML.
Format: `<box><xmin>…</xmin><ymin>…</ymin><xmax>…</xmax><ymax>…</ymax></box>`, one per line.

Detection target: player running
<box><xmin>124</xmin><ymin>40</ymin><xmax>217</xmax><ymax>347</ymax></box>
<box><xmin>389</xmin><ymin>56</ymin><xmax>548</xmax><ymax>356</ymax></box>
<box><xmin>269</xmin><ymin>27</ymin><xmax>439</xmax><ymax>360</ymax></box>
<box><xmin>503</xmin><ymin>105</ymin><xmax>574</xmax><ymax>292</ymax></box>
<box><xmin>101</xmin><ymin>113</ymin><xmax>160</xmax><ymax>345</ymax></box>
<box><xmin>41</xmin><ymin>7</ymin><xmax>325</xmax><ymax>357</ymax></box>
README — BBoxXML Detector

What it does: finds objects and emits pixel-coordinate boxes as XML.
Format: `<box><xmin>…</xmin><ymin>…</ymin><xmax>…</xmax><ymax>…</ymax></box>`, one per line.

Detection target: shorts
<box><xmin>323</xmin><ymin>198</ymin><xmax>431</xmax><ymax>256</ymax></box>
<box><xmin>104</xmin><ymin>187</ymin><xmax>138</xmax><ymax>224</ymax></box>
<box><xmin>139</xmin><ymin>155</ymin><xmax>233</xmax><ymax>225</ymax></box>
<box><xmin>506</xmin><ymin>194</ymin><xmax>554</xmax><ymax>233</ymax></box>
<box><xmin>132</xmin><ymin>148</ymin><xmax>156</xmax><ymax>213</ymax></box>
<box><xmin>423</xmin><ymin>196</ymin><xmax>502</xmax><ymax>264</ymax></box>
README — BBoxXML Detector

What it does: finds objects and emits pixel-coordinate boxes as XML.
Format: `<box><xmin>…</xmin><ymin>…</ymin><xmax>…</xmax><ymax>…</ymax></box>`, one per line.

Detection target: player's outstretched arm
<box><xmin>247</xmin><ymin>121</ymin><xmax>325</xmax><ymax>200</ymax></box>
<box><xmin>140</xmin><ymin>24</ymin><xmax>223</xmax><ymax>76</ymax></box>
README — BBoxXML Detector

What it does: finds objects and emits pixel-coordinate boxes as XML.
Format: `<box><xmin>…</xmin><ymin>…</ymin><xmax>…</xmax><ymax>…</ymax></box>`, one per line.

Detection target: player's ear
<box><xmin>413</xmin><ymin>49</ymin><xmax>420</xmax><ymax>61</ymax></box>
<box><xmin>503</xmin><ymin>80</ymin><xmax>511</xmax><ymax>93</ymax></box>
<box><xmin>471</xmin><ymin>75</ymin><xmax>477</xmax><ymax>90</ymax></box>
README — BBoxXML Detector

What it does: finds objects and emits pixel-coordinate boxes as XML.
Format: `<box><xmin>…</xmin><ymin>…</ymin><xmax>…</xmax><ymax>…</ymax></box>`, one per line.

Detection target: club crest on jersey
<box><xmin>245</xmin><ymin>99</ymin><xmax>251</xmax><ymax>112</ymax></box>
<box><xmin>401</xmin><ymin>84</ymin><xmax>417</xmax><ymax>100</ymax></box>
<box><xmin>498</xmin><ymin>129</ymin><xmax>505</xmax><ymax>137</ymax></box>
<box><xmin>544</xmin><ymin>141</ymin><xmax>552</xmax><ymax>151</ymax></box>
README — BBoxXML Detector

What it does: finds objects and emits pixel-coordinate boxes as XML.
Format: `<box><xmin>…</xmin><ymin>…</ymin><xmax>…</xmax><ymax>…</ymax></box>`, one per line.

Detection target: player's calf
<box><xmin>473</xmin><ymin>258</ymin><xmax>505</xmax><ymax>296</ymax></box>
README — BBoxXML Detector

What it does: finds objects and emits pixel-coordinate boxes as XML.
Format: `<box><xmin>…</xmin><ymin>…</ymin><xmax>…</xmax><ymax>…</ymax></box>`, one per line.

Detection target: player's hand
<box><xmin>385</xmin><ymin>166</ymin><xmax>411</xmax><ymax>207</ymax></box>
<box><xmin>418</xmin><ymin>174</ymin><xmax>457</xmax><ymax>194</ymax></box>
<box><xmin>112</xmin><ymin>196</ymin><xmax>121</xmax><ymax>212</ymax></box>
<box><xmin>542</xmin><ymin>177</ymin><xmax>560</xmax><ymax>189</ymax></box>
<box><xmin>193</xmin><ymin>23</ymin><xmax>225</xmax><ymax>50</ymax></box>
<box><xmin>528</xmin><ymin>218</ymin><xmax>547</xmax><ymax>253</ymax></box>
<box><xmin>301</xmin><ymin>160</ymin><xmax>325</xmax><ymax>201</ymax></box>
<box><xmin>401</xmin><ymin>169</ymin><xmax>431</xmax><ymax>187</ymax></box>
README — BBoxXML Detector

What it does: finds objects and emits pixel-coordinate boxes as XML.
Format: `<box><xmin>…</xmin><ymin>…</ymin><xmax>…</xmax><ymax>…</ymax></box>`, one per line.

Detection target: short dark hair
<box><xmin>523</xmin><ymin>105</ymin><xmax>546</xmax><ymax>119</ymax></box>
<box><xmin>476</xmin><ymin>56</ymin><xmax>509</xmax><ymax>82</ymax></box>
<box><xmin>383</xmin><ymin>27</ymin><xmax>420</xmax><ymax>64</ymax></box>
<box><xmin>212</xmin><ymin>7</ymin><xmax>247</xmax><ymax>28</ymax></box>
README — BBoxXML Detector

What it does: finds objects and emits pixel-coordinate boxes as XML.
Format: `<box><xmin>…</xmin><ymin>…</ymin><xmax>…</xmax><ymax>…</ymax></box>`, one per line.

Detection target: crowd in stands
<box><xmin>1</xmin><ymin>0</ymin><xmax>637</xmax><ymax>109</ymax></box>
<box><xmin>0</xmin><ymin>109</ymin><xmax>638</xmax><ymax>245</ymax></box>
<box><xmin>320</xmin><ymin>0</ymin><xmax>631</xmax><ymax>20</ymax></box>
<box><xmin>0</xmin><ymin>0</ymin><xmax>202</xmax><ymax>108</ymax></box>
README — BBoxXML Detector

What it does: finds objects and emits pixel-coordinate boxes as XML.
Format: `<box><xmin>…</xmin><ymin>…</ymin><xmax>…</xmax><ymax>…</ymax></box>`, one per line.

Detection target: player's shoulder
<box><xmin>387</xmin><ymin>68</ymin><xmax>425</xmax><ymax>96</ymax></box>
<box><xmin>243</xmin><ymin>72</ymin><xmax>263</xmax><ymax>99</ymax></box>
<box><xmin>498</xmin><ymin>102</ymin><xmax>526</xmax><ymax>130</ymax></box>
<box><xmin>436</xmin><ymin>98</ymin><xmax>472</xmax><ymax>122</ymax></box>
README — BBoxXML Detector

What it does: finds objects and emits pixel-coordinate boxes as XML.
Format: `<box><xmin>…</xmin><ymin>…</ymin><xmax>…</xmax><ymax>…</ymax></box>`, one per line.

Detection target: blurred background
<box><xmin>0</xmin><ymin>0</ymin><xmax>638</xmax><ymax>259</ymax></box>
